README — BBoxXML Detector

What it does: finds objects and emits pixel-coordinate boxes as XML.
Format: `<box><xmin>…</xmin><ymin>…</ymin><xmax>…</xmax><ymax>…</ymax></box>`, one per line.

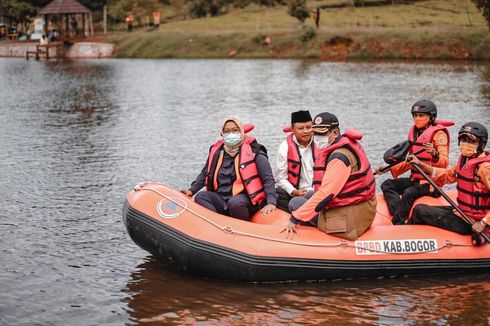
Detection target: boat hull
<box><xmin>123</xmin><ymin>183</ymin><xmax>490</xmax><ymax>282</ymax></box>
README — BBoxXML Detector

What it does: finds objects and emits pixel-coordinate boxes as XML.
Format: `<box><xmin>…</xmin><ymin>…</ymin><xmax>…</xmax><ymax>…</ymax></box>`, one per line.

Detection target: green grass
<box><xmin>108</xmin><ymin>0</ymin><xmax>489</xmax><ymax>60</ymax></box>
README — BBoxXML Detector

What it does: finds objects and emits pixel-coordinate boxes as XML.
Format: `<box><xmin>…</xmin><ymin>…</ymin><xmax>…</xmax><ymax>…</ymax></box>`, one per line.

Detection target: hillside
<box><xmin>107</xmin><ymin>0</ymin><xmax>490</xmax><ymax>60</ymax></box>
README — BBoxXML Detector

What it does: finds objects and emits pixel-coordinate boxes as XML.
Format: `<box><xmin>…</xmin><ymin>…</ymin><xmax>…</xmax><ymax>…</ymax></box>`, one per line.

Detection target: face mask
<box><xmin>314</xmin><ymin>135</ymin><xmax>330</xmax><ymax>149</ymax></box>
<box><xmin>460</xmin><ymin>142</ymin><xmax>478</xmax><ymax>157</ymax></box>
<box><xmin>223</xmin><ymin>132</ymin><xmax>242</xmax><ymax>147</ymax></box>
<box><xmin>413</xmin><ymin>115</ymin><xmax>430</xmax><ymax>129</ymax></box>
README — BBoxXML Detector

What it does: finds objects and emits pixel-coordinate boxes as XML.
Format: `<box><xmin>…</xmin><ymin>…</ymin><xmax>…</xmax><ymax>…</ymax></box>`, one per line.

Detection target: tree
<box><xmin>288</xmin><ymin>0</ymin><xmax>309</xmax><ymax>23</ymax></box>
<box><xmin>473</xmin><ymin>0</ymin><xmax>490</xmax><ymax>29</ymax></box>
<box><xmin>0</xmin><ymin>0</ymin><xmax>37</xmax><ymax>27</ymax></box>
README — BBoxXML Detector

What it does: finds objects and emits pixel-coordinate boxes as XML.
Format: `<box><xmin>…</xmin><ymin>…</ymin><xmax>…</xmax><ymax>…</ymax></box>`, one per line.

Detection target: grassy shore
<box><xmin>108</xmin><ymin>0</ymin><xmax>490</xmax><ymax>60</ymax></box>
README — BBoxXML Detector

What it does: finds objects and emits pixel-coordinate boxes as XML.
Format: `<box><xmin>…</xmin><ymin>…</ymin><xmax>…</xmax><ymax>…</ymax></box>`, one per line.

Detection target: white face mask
<box><xmin>223</xmin><ymin>132</ymin><xmax>242</xmax><ymax>147</ymax></box>
<box><xmin>314</xmin><ymin>135</ymin><xmax>330</xmax><ymax>149</ymax></box>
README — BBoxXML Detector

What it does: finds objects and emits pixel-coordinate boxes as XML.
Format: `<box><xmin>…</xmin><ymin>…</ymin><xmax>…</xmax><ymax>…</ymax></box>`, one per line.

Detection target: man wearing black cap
<box><xmin>274</xmin><ymin>110</ymin><xmax>315</xmax><ymax>212</ymax></box>
<box><xmin>282</xmin><ymin>112</ymin><xmax>377</xmax><ymax>240</ymax></box>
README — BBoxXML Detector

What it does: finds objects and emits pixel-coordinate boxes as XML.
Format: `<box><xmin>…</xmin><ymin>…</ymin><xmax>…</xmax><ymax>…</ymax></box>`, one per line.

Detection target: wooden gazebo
<box><xmin>39</xmin><ymin>0</ymin><xmax>93</xmax><ymax>40</ymax></box>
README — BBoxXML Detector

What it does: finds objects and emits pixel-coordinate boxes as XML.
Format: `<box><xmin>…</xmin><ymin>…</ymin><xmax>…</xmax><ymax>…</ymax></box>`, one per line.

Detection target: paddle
<box><xmin>409</xmin><ymin>162</ymin><xmax>490</xmax><ymax>244</ymax></box>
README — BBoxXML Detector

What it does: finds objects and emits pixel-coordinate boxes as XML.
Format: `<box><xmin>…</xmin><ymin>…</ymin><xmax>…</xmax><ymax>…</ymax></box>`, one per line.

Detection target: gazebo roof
<box><xmin>39</xmin><ymin>0</ymin><xmax>91</xmax><ymax>15</ymax></box>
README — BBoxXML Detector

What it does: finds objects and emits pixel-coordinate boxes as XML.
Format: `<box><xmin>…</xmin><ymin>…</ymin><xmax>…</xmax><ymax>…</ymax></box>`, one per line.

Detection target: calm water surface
<box><xmin>0</xmin><ymin>58</ymin><xmax>489</xmax><ymax>325</ymax></box>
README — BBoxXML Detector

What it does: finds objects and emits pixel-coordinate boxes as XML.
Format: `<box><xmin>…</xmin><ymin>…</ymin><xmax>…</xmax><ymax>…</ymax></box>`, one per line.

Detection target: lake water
<box><xmin>1</xmin><ymin>58</ymin><xmax>489</xmax><ymax>325</ymax></box>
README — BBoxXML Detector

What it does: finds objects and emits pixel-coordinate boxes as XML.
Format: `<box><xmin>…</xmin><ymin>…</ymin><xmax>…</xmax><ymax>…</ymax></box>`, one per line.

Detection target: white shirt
<box><xmin>274</xmin><ymin>135</ymin><xmax>314</xmax><ymax>195</ymax></box>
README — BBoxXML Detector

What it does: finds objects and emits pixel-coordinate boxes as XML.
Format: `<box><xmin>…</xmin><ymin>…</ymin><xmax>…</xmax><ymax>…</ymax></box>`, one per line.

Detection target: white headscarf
<box><xmin>221</xmin><ymin>116</ymin><xmax>244</xmax><ymax>157</ymax></box>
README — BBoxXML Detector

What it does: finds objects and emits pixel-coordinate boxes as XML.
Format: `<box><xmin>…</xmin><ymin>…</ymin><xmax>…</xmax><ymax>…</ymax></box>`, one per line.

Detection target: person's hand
<box><xmin>406</xmin><ymin>155</ymin><xmax>420</xmax><ymax>165</ymax></box>
<box><xmin>424</xmin><ymin>142</ymin><xmax>437</xmax><ymax>155</ymax></box>
<box><xmin>179</xmin><ymin>189</ymin><xmax>192</xmax><ymax>197</ymax></box>
<box><xmin>374</xmin><ymin>165</ymin><xmax>387</xmax><ymax>175</ymax></box>
<box><xmin>472</xmin><ymin>220</ymin><xmax>486</xmax><ymax>234</ymax></box>
<box><xmin>280</xmin><ymin>221</ymin><xmax>298</xmax><ymax>239</ymax></box>
<box><xmin>291</xmin><ymin>188</ymin><xmax>308</xmax><ymax>197</ymax></box>
<box><xmin>261</xmin><ymin>204</ymin><xmax>276</xmax><ymax>215</ymax></box>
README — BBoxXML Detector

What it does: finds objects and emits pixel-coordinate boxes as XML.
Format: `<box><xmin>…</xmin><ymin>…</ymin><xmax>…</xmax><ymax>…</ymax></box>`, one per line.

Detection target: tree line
<box><xmin>1</xmin><ymin>0</ymin><xmax>489</xmax><ymax>31</ymax></box>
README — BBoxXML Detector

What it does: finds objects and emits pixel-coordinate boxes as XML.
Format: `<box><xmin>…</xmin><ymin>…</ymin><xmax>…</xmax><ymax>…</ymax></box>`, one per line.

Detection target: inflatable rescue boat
<box><xmin>123</xmin><ymin>182</ymin><xmax>490</xmax><ymax>282</ymax></box>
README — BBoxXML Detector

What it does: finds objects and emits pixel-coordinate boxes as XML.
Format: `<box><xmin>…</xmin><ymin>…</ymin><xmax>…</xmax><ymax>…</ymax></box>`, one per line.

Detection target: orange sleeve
<box><xmin>432</xmin><ymin>130</ymin><xmax>449</xmax><ymax>167</ymax></box>
<box><xmin>477</xmin><ymin>162</ymin><xmax>490</xmax><ymax>222</ymax></box>
<box><xmin>390</xmin><ymin>161</ymin><xmax>410</xmax><ymax>179</ymax></box>
<box><xmin>291</xmin><ymin>158</ymin><xmax>351</xmax><ymax>222</ymax></box>
<box><xmin>477</xmin><ymin>162</ymin><xmax>490</xmax><ymax>190</ymax></box>
<box><xmin>431</xmin><ymin>165</ymin><xmax>457</xmax><ymax>186</ymax></box>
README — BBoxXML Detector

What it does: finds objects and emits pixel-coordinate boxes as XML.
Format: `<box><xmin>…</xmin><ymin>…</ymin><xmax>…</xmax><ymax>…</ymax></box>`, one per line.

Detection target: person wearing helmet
<box><xmin>409</xmin><ymin>122</ymin><xmax>490</xmax><ymax>244</ymax></box>
<box><xmin>376</xmin><ymin>99</ymin><xmax>452</xmax><ymax>225</ymax></box>
<box><xmin>282</xmin><ymin>112</ymin><xmax>377</xmax><ymax>240</ymax></box>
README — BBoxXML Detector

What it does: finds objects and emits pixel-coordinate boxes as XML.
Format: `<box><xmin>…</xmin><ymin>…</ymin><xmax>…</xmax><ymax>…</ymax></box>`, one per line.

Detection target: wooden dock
<box><xmin>26</xmin><ymin>43</ymin><xmax>63</xmax><ymax>60</ymax></box>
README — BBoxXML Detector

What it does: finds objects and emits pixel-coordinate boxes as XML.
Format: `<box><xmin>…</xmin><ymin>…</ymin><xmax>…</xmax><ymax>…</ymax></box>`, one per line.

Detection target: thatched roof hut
<box><xmin>39</xmin><ymin>0</ymin><xmax>93</xmax><ymax>39</ymax></box>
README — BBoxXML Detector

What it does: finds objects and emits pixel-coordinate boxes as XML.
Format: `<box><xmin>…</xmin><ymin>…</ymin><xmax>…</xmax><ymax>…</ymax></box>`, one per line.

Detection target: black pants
<box><xmin>381</xmin><ymin>178</ymin><xmax>439</xmax><ymax>225</ymax></box>
<box><xmin>276</xmin><ymin>187</ymin><xmax>293</xmax><ymax>213</ymax></box>
<box><xmin>411</xmin><ymin>204</ymin><xmax>472</xmax><ymax>235</ymax></box>
<box><xmin>194</xmin><ymin>191</ymin><xmax>260</xmax><ymax>221</ymax></box>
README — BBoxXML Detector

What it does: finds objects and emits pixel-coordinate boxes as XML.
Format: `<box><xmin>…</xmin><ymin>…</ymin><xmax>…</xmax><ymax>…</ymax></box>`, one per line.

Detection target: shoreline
<box><xmin>107</xmin><ymin>28</ymin><xmax>490</xmax><ymax>61</ymax></box>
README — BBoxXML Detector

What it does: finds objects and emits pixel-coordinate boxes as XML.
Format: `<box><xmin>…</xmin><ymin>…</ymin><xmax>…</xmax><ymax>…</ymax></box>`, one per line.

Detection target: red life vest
<box><xmin>408</xmin><ymin>120</ymin><xmax>452</xmax><ymax>180</ymax></box>
<box><xmin>312</xmin><ymin>129</ymin><xmax>376</xmax><ymax>208</ymax></box>
<box><xmin>205</xmin><ymin>135</ymin><xmax>266</xmax><ymax>206</ymax></box>
<box><xmin>455</xmin><ymin>152</ymin><xmax>490</xmax><ymax>220</ymax></box>
<box><xmin>286</xmin><ymin>134</ymin><xmax>316</xmax><ymax>189</ymax></box>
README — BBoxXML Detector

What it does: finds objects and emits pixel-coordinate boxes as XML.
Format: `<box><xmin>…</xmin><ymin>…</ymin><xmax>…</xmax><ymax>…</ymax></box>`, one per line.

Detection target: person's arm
<box><xmin>291</xmin><ymin>152</ymin><xmax>351</xmax><ymax>223</ymax></box>
<box><xmin>274</xmin><ymin>141</ymin><xmax>296</xmax><ymax>195</ymax></box>
<box><xmin>429</xmin><ymin>130</ymin><xmax>449</xmax><ymax>167</ymax></box>
<box><xmin>256</xmin><ymin>150</ymin><xmax>277</xmax><ymax>206</ymax></box>
<box><xmin>188</xmin><ymin>160</ymin><xmax>209</xmax><ymax>195</ymax></box>
<box><xmin>389</xmin><ymin>161</ymin><xmax>411</xmax><ymax>179</ymax></box>
<box><xmin>408</xmin><ymin>155</ymin><xmax>456</xmax><ymax>186</ymax></box>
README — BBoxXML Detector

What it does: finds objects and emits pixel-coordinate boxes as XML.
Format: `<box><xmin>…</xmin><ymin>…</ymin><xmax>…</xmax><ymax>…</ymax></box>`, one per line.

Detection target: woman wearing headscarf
<box><xmin>180</xmin><ymin>117</ymin><xmax>277</xmax><ymax>220</ymax></box>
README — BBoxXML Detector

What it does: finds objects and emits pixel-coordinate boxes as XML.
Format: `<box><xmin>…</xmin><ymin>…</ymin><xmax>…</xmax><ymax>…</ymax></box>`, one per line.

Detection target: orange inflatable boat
<box><xmin>123</xmin><ymin>182</ymin><xmax>490</xmax><ymax>282</ymax></box>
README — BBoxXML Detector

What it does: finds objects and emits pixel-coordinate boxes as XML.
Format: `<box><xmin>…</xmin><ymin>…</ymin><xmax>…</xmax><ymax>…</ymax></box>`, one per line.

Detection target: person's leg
<box><xmin>395</xmin><ymin>183</ymin><xmax>432</xmax><ymax>225</ymax></box>
<box><xmin>411</xmin><ymin>204</ymin><xmax>472</xmax><ymax>235</ymax></box>
<box><xmin>381</xmin><ymin>178</ymin><xmax>416</xmax><ymax>224</ymax></box>
<box><xmin>228</xmin><ymin>194</ymin><xmax>255</xmax><ymax>221</ymax></box>
<box><xmin>194</xmin><ymin>191</ymin><xmax>227</xmax><ymax>215</ymax></box>
<box><xmin>276</xmin><ymin>188</ymin><xmax>293</xmax><ymax>212</ymax></box>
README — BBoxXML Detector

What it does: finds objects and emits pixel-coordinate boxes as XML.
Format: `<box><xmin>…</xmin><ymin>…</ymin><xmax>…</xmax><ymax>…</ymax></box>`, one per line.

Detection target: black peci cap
<box><xmin>291</xmin><ymin>110</ymin><xmax>312</xmax><ymax>124</ymax></box>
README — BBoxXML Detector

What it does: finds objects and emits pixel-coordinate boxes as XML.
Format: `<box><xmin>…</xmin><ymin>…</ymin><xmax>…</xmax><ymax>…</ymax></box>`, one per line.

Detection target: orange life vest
<box><xmin>455</xmin><ymin>152</ymin><xmax>490</xmax><ymax>220</ymax></box>
<box><xmin>408</xmin><ymin>120</ymin><xmax>452</xmax><ymax>180</ymax></box>
<box><xmin>312</xmin><ymin>130</ymin><xmax>376</xmax><ymax>208</ymax></box>
<box><xmin>205</xmin><ymin>135</ymin><xmax>266</xmax><ymax>205</ymax></box>
<box><xmin>286</xmin><ymin>134</ymin><xmax>316</xmax><ymax>189</ymax></box>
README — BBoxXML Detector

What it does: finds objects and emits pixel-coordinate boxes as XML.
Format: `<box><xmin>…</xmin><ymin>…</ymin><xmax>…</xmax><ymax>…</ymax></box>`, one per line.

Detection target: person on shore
<box><xmin>408</xmin><ymin>122</ymin><xmax>489</xmax><ymax>244</ymax></box>
<box><xmin>377</xmin><ymin>99</ymin><xmax>451</xmax><ymax>225</ymax></box>
<box><xmin>126</xmin><ymin>14</ymin><xmax>134</xmax><ymax>32</ymax></box>
<box><xmin>282</xmin><ymin>112</ymin><xmax>377</xmax><ymax>240</ymax></box>
<box><xmin>40</xmin><ymin>34</ymin><xmax>48</xmax><ymax>46</ymax></box>
<box><xmin>274</xmin><ymin>110</ymin><xmax>315</xmax><ymax>212</ymax></box>
<box><xmin>180</xmin><ymin>117</ymin><xmax>277</xmax><ymax>220</ymax></box>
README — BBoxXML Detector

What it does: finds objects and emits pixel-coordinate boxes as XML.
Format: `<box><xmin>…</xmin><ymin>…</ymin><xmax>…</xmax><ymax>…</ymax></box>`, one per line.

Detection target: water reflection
<box><xmin>124</xmin><ymin>258</ymin><xmax>490</xmax><ymax>325</ymax></box>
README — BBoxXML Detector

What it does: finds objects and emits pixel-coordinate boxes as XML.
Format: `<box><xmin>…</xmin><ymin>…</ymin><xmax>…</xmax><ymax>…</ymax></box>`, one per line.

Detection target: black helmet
<box><xmin>458</xmin><ymin>122</ymin><xmax>488</xmax><ymax>149</ymax></box>
<box><xmin>411</xmin><ymin>99</ymin><xmax>437</xmax><ymax>121</ymax></box>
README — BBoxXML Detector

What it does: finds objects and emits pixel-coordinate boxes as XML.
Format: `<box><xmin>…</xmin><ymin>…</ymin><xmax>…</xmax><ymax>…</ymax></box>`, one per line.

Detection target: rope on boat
<box><xmin>134</xmin><ymin>183</ymin><xmax>474</xmax><ymax>254</ymax></box>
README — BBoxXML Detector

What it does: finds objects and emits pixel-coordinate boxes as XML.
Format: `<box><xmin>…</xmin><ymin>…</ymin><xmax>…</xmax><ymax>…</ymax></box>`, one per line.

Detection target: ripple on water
<box><xmin>0</xmin><ymin>58</ymin><xmax>489</xmax><ymax>325</ymax></box>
